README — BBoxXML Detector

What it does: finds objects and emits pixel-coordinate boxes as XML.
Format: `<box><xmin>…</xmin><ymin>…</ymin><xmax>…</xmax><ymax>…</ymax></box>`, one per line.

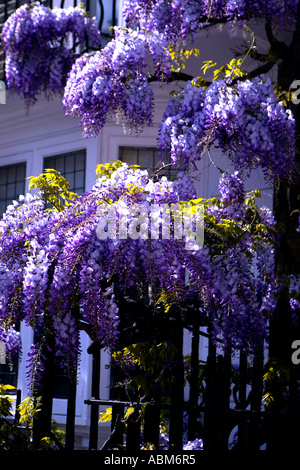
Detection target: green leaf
<box><xmin>27</xmin><ymin>169</ymin><xmax>78</xmax><ymax>211</ymax></box>
<box><xmin>201</xmin><ymin>60</ymin><xmax>217</xmax><ymax>74</ymax></box>
<box><xmin>99</xmin><ymin>407</ymin><xmax>112</xmax><ymax>423</ymax></box>
<box><xmin>0</xmin><ymin>384</ymin><xmax>15</xmax><ymax>395</ymax></box>
<box><xmin>17</xmin><ymin>396</ymin><xmax>41</xmax><ymax>425</ymax></box>
<box><xmin>141</xmin><ymin>442</ymin><xmax>156</xmax><ymax>450</ymax></box>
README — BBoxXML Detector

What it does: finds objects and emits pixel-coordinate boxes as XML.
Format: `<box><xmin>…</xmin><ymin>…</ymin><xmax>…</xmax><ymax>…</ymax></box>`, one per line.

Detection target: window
<box><xmin>44</xmin><ymin>149</ymin><xmax>86</xmax><ymax>195</ymax></box>
<box><xmin>119</xmin><ymin>146</ymin><xmax>183</xmax><ymax>179</ymax></box>
<box><xmin>0</xmin><ymin>162</ymin><xmax>26</xmax><ymax>216</ymax></box>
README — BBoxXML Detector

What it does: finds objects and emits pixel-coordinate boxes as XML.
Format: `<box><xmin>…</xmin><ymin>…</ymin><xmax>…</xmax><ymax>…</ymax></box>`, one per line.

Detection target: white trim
<box><xmin>100</xmin><ymin>123</ymin><xmax>160</xmax><ymax>164</ymax></box>
<box><xmin>0</xmin><ymin>151</ymin><xmax>33</xmax><ymax>194</ymax></box>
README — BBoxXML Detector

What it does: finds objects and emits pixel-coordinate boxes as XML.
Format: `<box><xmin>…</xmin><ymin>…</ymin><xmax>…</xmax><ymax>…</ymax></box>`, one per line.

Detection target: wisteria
<box><xmin>0</xmin><ymin>327</ymin><xmax>22</xmax><ymax>364</ymax></box>
<box><xmin>2</xmin><ymin>2</ymin><xmax>296</xmax><ymax>183</ymax></box>
<box><xmin>0</xmin><ymin>0</ymin><xmax>299</xmax><ymax>453</ymax></box>
<box><xmin>123</xmin><ymin>0</ymin><xmax>298</xmax><ymax>43</ymax></box>
<box><xmin>1</xmin><ymin>2</ymin><xmax>101</xmax><ymax>105</ymax></box>
<box><xmin>62</xmin><ymin>27</ymin><xmax>170</xmax><ymax>136</ymax></box>
<box><xmin>183</xmin><ymin>438</ymin><xmax>203</xmax><ymax>450</ymax></box>
<box><xmin>0</xmin><ymin>163</ymin><xmax>278</xmax><ymax>389</ymax></box>
<box><xmin>62</xmin><ymin>39</ymin><xmax>296</xmax><ymax>180</ymax></box>
<box><xmin>159</xmin><ymin>77</ymin><xmax>296</xmax><ymax>181</ymax></box>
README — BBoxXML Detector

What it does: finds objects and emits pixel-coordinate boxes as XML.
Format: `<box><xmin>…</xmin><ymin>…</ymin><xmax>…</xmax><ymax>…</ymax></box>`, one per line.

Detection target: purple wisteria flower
<box><xmin>63</xmin><ymin>27</ymin><xmax>170</xmax><ymax>137</ymax></box>
<box><xmin>0</xmin><ymin>327</ymin><xmax>22</xmax><ymax>363</ymax></box>
<box><xmin>1</xmin><ymin>3</ymin><xmax>101</xmax><ymax>105</ymax></box>
<box><xmin>183</xmin><ymin>438</ymin><xmax>203</xmax><ymax>450</ymax></box>
<box><xmin>123</xmin><ymin>0</ymin><xmax>298</xmax><ymax>43</ymax></box>
<box><xmin>159</xmin><ymin>77</ymin><xmax>295</xmax><ymax>181</ymax></box>
<box><xmin>0</xmin><ymin>163</ymin><xmax>279</xmax><ymax>390</ymax></box>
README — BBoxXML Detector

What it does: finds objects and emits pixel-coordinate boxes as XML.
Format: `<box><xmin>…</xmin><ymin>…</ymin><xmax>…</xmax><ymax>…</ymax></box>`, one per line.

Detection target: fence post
<box><xmin>188</xmin><ymin>321</ymin><xmax>200</xmax><ymax>441</ymax></box>
<box><xmin>65</xmin><ymin>373</ymin><xmax>77</xmax><ymax>450</ymax></box>
<box><xmin>237</xmin><ymin>350</ymin><xmax>248</xmax><ymax>449</ymax></box>
<box><xmin>143</xmin><ymin>403</ymin><xmax>160</xmax><ymax>450</ymax></box>
<box><xmin>203</xmin><ymin>336</ymin><xmax>216</xmax><ymax>451</ymax></box>
<box><xmin>168</xmin><ymin>309</ymin><xmax>184</xmax><ymax>450</ymax></box>
<box><xmin>217</xmin><ymin>349</ymin><xmax>231</xmax><ymax>450</ymax></box>
<box><xmin>247</xmin><ymin>346</ymin><xmax>264</xmax><ymax>451</ymax></box>
<box><xmin>32</xmin><ymin>330</ymin><xmax>55</xmax><ymax>448</ymax></box>
<box><xmin>125</xmin><ymin>404</ymin><xmax>141</xmax><ymax>452</ymax></box>
<box><xmin>87</xmin><ymin>341</ymin><xmax>101</xmax><ymax>450</ymax></box>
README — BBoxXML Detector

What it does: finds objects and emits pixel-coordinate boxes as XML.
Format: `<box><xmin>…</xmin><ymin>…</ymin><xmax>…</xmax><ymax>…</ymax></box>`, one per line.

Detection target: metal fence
<box><xmin>83</xmin><ymin>302</ymin><xmax>300</xmax><ymax>452</ymax></box>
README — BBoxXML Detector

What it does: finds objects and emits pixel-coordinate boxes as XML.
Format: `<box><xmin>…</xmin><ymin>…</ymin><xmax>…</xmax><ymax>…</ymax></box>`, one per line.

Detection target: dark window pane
<box><xmin>119</xmin><ymin>147</ymin><xmax>183</xmax><ymax>179</ymax></box>
<box><xmin>54</xmin><ymin>157</ymin><xmax>65</xmax><ymax>174</ymax></box>
<box><xmin>44</xmin><ymin>150</ymin><xmax>86</xmax><ymax>196</ymax></box>
<box><xmin>137</xmin><ymin>148</ymin><xmax>156</xmax><ymax>169</ymax></box>
<box><xmin>120</xmin><ymin>148</ymin><xmax>138</xmax><ymax>166</ymax></box>
<box><xmin>15</xmin><ymin>182</ymin><xmax>25</xmax><ymax>198</ymax></box>
<box><xmin>65</xmin><ymin>155</ymin><xmax>75</xmax><ymax>173</ymax></box>
<box><xmin>0</xmin><ymin>162</ymin><xmax>26</xmax><ymax>217</ymax></box>
<box><xmin>75</xmin><ymin>170</ymin><xmax>85</xmax><ymax>190</ymax></box>
<box><xmin>16</xmin><ymin>165</ymin><xmax>26</xmax><ymax>181</ymax></box>
<box><xmin>6</xmin><ymin>183</ymin><xmax>16</xmax><ymax>199</ymax></box>
<box><xmin>0</xmin><ymin>185</ymin><xmax>6</xmax><ymax>200</ymax></box>
<box><xmin>75</xmin><ymin>154</ymin><xmax>85</xmax><ymax>171</ymax></box>
<box><xmin>7</xmin><ymin>166</ymin><xmax>16</xmax><ymax>183</ymax></box>
<box><xmin>66</xmin><ymin>173</ymin><xmax>74</xmax><ymax>189</ymax></box>
<box><xmin>44</xmin><ymin>158</ymin><xmax>55</xmax><ymax>170</ymax></box>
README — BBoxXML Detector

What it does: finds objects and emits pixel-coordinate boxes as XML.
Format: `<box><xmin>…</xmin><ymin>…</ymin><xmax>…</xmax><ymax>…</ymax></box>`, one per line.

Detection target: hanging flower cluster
<box><xmin>2</xmin><ymin>3</ymin><xmax>295</xmax><ymax>185</ymax></box>
<box><xmin>0</xmin><ymin>163</ymin><xmax>277</xmax><ymax>387</ymax></box>
<box><xmin>123</xmin><ymin>0</ymin><xmax>298</xmax><ymax>43</ymax></box>
<box><xmin>0</xmin><ymin>327</ymin><xmax>22</xmax><ymax>363</ymax></box>
<box><xmin>62</xmin><ymin>27</ymin><xmax>170</xmax><ymax>137</ymax></box>
<box><xmin>1</xmin><ymin>2</ymin><xmax>101</xmax><ymax>105</ymax></box>
<box><xmin>158</xmin><ymin>78</ymin><xmax>295</xmax><ymax>181</ymax></box>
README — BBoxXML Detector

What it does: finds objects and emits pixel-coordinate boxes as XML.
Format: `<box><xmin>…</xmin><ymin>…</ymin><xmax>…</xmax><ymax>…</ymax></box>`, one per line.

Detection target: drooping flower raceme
<box><xmin>158</xmin><ymin>78</ymin><xmax>295</xmax><ymax>181</ymax></box>
<box><xmin>63</xmin><ymin>27</ymin><xmax>170</xmax><ymax>137</ymax></box>
<box><xmin>183</xmin><ymin>438</ymin><xmax>203</xmax><ymax>450</ymax></box>
<box><xmin>3</xmin><ymin>3</ymin><xmax>295</xmax><ymax>186</ymax></box>
<box><xmin>1</xmin><ymin>3</ymin><xmax>101</xmax><ymax>105</ymax></box>
<box><xmin>0</xmin><ymin>163</ymin><xmax>278</xmax><ymax>389</ymax></box>
<box><xmin>123</xmin><ymin>0</ymin><xmax>298</xmax><ymax>44</ymax></box>
<box><xmin>0</xmin><ymin>327</ymin><xmax>22</xmax><ymax>363</ymax></box>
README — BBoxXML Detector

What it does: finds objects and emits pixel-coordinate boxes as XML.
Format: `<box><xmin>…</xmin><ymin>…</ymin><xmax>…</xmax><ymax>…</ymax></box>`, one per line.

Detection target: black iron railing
<box><xmin>84</xmin><ymin>329</ymin><xmax>300</xmax><ymax>452</ymax></box>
